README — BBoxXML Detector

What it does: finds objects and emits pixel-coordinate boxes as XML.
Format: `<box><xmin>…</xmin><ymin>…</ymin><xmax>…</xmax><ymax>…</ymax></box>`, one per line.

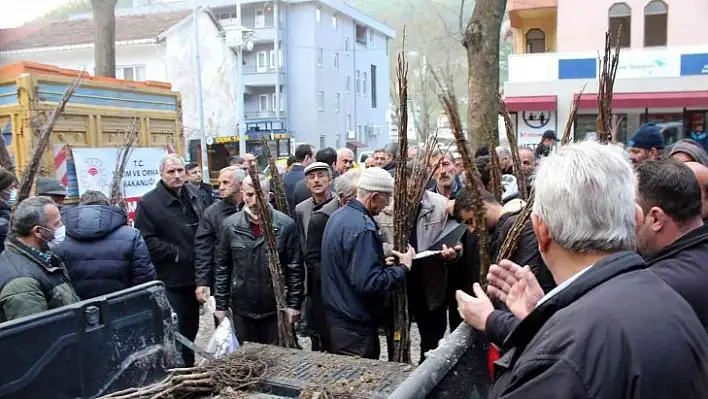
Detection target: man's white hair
<box><xmin>159</xmin><ymin>154</ymin><xmax>185</xmax><ymax>172</ymax></box>
<box><xmin>243</xmin><ymin>173</ymin><xmax>270</xmax><ymax>194</ymax></box>
<box><xmin>219</xmin><ymin>166</ymin><xmax>245</xmax><ymax>183</ymax></box>
<box><xmin>496</xmin><ymin>146</ymin><xmax>511</xmax><ymax>158</ymax></box>
<box><xmin>337</xmin><ymin>148</ymin><xmax>354</xmax><ymax>159</ymax></box>
<box><xmin>336</xmin><ymin>168</ymin><xmax>362</xmax><ymax>200</ymax></box>
<box><xmin>533</xmin><ymin>141</ymin><xmax>636</xmax><ymax>253</ymax></box>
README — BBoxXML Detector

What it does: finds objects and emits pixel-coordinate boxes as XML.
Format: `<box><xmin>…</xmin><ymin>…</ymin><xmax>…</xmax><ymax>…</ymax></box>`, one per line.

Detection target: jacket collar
<box><xmin>5</xmin><ymin>236</ymin><xmax>64</xmax><ymax>273</ymax></box>
<box><xmin>645</xmin><ymin>222</ymin><xmax>708</xmax><ymax>266</ymax></box>
<box><xmin>290</xmin><ymin>164</ymin><xmax>305</xmax><ymax>172</ymax></box>
<box><xmin>503</xmin><ymin>251</ymin><xmax>645</xmax><ymax>350</ymax></box>
<box><xmin>156</xmin><ymin>181</ymin><xmax>198</xmax><ymax>206</ymax></box>
<box><xmin>348</xmin><ymin>199</ymin><xmax>376</xmax><ymax>221</ymax></box>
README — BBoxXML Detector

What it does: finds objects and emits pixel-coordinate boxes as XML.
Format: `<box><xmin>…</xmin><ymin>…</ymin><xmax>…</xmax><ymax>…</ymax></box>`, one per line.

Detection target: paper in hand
<box><xmin>413</xmin><ymin>250</ymin><xmax>442</xmax><ymax>260</ymax></box>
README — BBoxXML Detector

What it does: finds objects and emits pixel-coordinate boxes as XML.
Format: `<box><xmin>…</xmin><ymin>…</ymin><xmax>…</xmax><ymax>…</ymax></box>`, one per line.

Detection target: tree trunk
<box><xmin>91</xmin><ymin>0</ymin><xmax>118</xmax><ymax>78</ymax></box>
<box><xmin>462</xmin><ymin>0</ymin><xmax>507</xmax><ymax>151</ymax></box>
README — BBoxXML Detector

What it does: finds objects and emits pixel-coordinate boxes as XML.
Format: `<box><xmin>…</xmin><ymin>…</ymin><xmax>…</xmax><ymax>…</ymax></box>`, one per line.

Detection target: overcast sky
<box><xmin>0</xmin><ymin>0</ymin><xmax>70</xmax><ymax>29</ymax></box>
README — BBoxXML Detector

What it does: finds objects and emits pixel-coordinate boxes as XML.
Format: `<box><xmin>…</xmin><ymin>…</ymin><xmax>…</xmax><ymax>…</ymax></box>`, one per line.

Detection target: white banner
<box><xmin>71</xmin><ymin>147</ymin><xmax>166</xmax><ymax>223</ymax></box>
<box><xmin>517</xmin><ymin>110</ymin><xmax>556</xmax><ymax>148</ymax></box>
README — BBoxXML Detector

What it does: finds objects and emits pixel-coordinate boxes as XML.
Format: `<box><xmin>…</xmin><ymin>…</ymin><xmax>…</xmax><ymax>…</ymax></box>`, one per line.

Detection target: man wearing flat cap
<box><xmin>628</xmin><ymin>123</ymin><xmax>665</xmax><ymax>166</ymax></box>
<box><xmin>295</xmin><ymin>161</ymin><xmax>335</xmax><ymax>351</ymax></box>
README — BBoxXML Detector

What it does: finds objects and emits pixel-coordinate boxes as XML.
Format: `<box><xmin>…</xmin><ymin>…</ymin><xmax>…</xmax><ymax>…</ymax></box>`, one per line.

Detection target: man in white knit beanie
<box><xmin>321</xmin><ymin>166</ymin><xmax>415</xmax><ymax>359</ymax></box>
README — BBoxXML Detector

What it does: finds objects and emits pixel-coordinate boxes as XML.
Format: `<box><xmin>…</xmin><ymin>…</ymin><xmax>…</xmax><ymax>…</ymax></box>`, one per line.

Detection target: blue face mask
<box><xmin>3</xmin><ymin>189</ymin><xmax>17</xmax><ymax>206</ymax></box>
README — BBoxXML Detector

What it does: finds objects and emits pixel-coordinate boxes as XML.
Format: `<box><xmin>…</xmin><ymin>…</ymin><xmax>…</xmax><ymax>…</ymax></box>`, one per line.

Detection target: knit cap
<box><xmin>628</xmin><ymin>124</ymin><xmax>664</xmax><ymax>150</ymax></box>
<box><xmin>357</xmin><ymin>167</ymin><xmax>395</xmax><ymax>193</ymax></box>
<box><xmin>0</xmin><ymin>167</ymin><xmax>16</xmax><ymax>191</ymax></box>
<box><xmin>670</xmin><ymin>139</ymin><xmax>708</xmax><ymax>166</ymax></box>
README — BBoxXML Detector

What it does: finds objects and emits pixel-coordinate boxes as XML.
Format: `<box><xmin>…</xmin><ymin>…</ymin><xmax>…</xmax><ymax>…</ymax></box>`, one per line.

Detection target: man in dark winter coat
<box><xmin>54</xmin><ymin>191</ymin><xmax>155</xmax><ymax>300</ymax></box>
<box><xmin>0</xmin><ymin>167</ymin><xmax>18</xmax><ymax>253</ymax></box>
<box><xmin>636</xmin><ymin>159</ymin><xmax>708</xmax><ymax>332</ymax></box>
<box><xmin>283</xmin><ymin>144</ymin><xmax>314</xmax><ymax>214</ymax></box>
<box><xmin>459</xmin><ymin>141</ymin><xmax>708</xmax><ymax>398</ymax></box>
<box><xmin>134</xmin><ymin>154</ymin><xmax>204</xmax><ymax>367</ymax></box>
<box><xmin>185</xmin><ymin>162</ymin><xmax>216</xmax><ymax>207</ymax></box>
<box><xmin>0</xmin><ymin>197</ymin><xmax>79</xmax><ymax>322</ymax></box>
<box><xmin>294</xmin><ymin>161</ymin><xmax>334</xmax><ymax>350</ymax></box>
<box><xmin>194</xmin><ymin>166</ymin><xmax>245</xmax><ymax>303</ymax></box>
<box><xmin>321</xmin><ymin>167</ymin><xmax>414</xmax><ymax>359</ymax></box>
<box><xmin>304</xmin><ymin>168</ymin><xmax>361</xmax><ymax>352</ymax></box>
<box><xmin>214</xmin><ymin>174</ymin><xmax>304</xmax><ymax>345</ymax></box>
<box><xmin>534</xmin><ymin>130</ymin><xmax>556</xmax><ymax>159</ymax></box>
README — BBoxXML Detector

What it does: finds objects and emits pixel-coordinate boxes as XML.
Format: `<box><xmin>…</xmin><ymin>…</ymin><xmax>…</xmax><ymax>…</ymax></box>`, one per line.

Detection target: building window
<box><xmin>346</xmin><ymin>76</ymin><xmax>351</xmax><ymax>93</ymax></box>
<box><xmin>269</xmin><ymin>50</ymin><xmax>276</xmax><ymax>70</ymax></box>
<box><xmin>217</xmin><ymin>11</ymin><xmax>238</xmax><ymax>25</ymax></box>
<box><xmin>644</xmin><ymin>0</ymin><xmax>667</xmax><ymax>47</ymax></box>
<box><xmin>278</xmin><ymin>48</ymin><xmax>283</xmax><ymax>68</ymax></box>
<box><xmin>334</xmin><ymin>52</ymin><xmax>339</xmax><ymax>70</ymax></box>
<box><xmin>370</xmin><ymin>64</ymin><xmax>377</xmax><ymax>108</ymax></box>
<box><xmin>257</xmin><ymin>51</ymin><xmax>268</xmax><ymax>72</ymax></box>
<box><xmin>362</xmin><ymin>72</ymin><xmax>368</xmax><ymax>96</ymax></box>
<box><xmin>334</xmin><ymin>93</ymin><xmax>340</xmax><ymax>112</ymax></box>
<box><xmin>368</xmin><ymin>30</ymin><xmax>374</xmax><ymax>45</ymax></box>
<box><xmin>317</xmin><ymin>48</ymin><xmax>323</xmax><ymax>68</ymax></box>
<box><xmin>316</xmin><ymin>7</ymin><xmax>321</xmax><ymax>24</ymax></box>
<box><xmin>356</xmin><ymin>70</ymin><xmax>361</xmax><ymax>95</ymax></box>
<box><xmin>255</xmin><ymin>9</ymin><xmax>265</xmax><ymax>28</ymax></box>
<box><xmin>355</xmin><ymin>25</ymin><xmax>367</xmax><ymax>45</ymax></box>
<box><xmin>258</xmin><ymin>94</ymin><xmax>269</xmax><ymax>117</ymax></box>
<box><xmin>116</xmin><ymin>65</ymin><xmax>147</xmax><ymax>81</ymax></box>
<box><xmin>344</xmin><ymin>37</ymin><xmax>350</xmax><ymax>54</ymax></box>
<box><xmin>609</xmin><ymin>3</ymin><xmax>631</xmax><ymax>48</ymax></box>
<box><xmin>332</xmin><ymin>13</ymin><xmax>338</xmax><ymax>30</ymax></box>
<box><xmin>317</xmin><ymin>91</ymin><xmax>325</xmax><ymax>111</ymax></box>
<box><xmin>525</xmin><ymin>29</ymin><xmax>546</xmax><ymax>53</ymax></box>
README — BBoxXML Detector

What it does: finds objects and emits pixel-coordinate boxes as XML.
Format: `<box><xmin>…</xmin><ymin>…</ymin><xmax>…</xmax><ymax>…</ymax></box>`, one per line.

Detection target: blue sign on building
<box><xmin>558</xmin><ymin>58</ymin><xmax>596</xmax><ymax>80</ymax></box>
<box><xmin>680</xmin><ymin>53</ymin><xmax>708</xmax><ymax>76</ymax></box>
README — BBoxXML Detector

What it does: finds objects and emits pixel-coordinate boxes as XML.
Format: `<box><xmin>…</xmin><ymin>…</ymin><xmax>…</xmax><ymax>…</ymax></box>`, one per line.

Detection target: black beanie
<box><xmin>0</xmin><ymin>167</ymin><xmax>16</xmax><ymax>191</ymax></box>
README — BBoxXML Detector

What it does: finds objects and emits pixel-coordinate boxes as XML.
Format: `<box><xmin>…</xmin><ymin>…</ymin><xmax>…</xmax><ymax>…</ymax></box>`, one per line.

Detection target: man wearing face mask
<box><xmin>35</xmin><ymin>177</ymin><xmax>67</xmax><ymax>248</ymax></box>
<box><xmin>0</xmin><ymin>196</ymin><xmax>79</xmax><ymax>322</ymax></box>
<box><xmin>0</xmin><ymin>167</ymin><xmax>18</xmax><ymax>253</ymax></box>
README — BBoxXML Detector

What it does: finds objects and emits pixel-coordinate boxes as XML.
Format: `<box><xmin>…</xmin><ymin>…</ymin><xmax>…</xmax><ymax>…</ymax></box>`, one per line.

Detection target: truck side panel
<box><xmin>0</xmin><ymin>68</ymin><xmax>183</xmax><ymax>200</ymax></box>
<box><xmin>0</xmin><ymin>281</ymin><xmax>181</xmax><ymax>399</ymax></box>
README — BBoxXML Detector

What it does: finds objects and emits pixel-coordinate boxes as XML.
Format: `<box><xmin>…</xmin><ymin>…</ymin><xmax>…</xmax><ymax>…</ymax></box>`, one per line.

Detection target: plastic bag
<box><xmin>200</xmin><ymin>296</ymin><xmax>240</xmax><ymax>365</ymax></box>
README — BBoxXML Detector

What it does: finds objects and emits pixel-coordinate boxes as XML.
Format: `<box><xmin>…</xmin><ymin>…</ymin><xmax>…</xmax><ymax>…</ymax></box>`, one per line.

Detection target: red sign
<box><xmin>125</xmin><ymin>196</ymin><xmax>141</xmax><ymax>226</ymax></box>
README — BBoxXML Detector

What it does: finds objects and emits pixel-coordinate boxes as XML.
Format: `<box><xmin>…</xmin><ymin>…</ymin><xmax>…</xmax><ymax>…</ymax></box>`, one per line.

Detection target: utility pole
<box><xmin>236</xmin><ymin>0</ymin><xmax>247</xmax><ymax>156</ymax></box>
<box><xmin>273</xmin><ymin>0</ymin><xmax>280</xmax><ymax>124</ymax></box>
<box><xmin>192</xmin><ymin>1</ymin><xmax>209</xmax><ymax>181</ymax></box>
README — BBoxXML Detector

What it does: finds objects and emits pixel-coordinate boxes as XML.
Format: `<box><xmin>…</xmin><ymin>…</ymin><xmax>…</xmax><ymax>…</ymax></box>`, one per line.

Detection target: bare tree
<box><xmin>91</xmin><ymin>0</ymin><xmax>118</xmax><ymax>78</ymax></box>
<box><xmin>461</xmin><ymin>0</ymin><xmax>507</xmax><ymax>150</ymax></box>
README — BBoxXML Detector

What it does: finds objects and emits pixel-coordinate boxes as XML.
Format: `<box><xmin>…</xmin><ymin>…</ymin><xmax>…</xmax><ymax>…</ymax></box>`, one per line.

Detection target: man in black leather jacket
<box><xmin>213</xmin><ymin>173</ymin><xmax>304</xmax><ymax>345</ymax></box>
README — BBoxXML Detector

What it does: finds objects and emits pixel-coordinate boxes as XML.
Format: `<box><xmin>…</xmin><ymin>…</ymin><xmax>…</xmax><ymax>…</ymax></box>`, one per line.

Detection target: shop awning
<box><xmin>504</xmin><ymin>95</ymin><xmax>557</xmax><ymax>112</ymax></box>
<box><xmin>578</xmin><ymin>91</ymin><xmax>708</xmax><ymax>109</ymax></box>
<box><xmin>347</xmin><ymin>141</ymin><xmax>368</xmax><ymax>149</ymax></box>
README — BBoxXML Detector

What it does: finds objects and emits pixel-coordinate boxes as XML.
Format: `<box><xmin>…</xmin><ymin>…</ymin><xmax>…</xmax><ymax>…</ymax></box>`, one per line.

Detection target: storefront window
<box><xmin>573</xmin><ymin>114</ymin><xmax>628</xmax><ymax>143</ymax></box>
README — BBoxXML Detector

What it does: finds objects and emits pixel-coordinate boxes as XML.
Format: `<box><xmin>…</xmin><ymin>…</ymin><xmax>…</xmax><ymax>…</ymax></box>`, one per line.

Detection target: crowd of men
<box><xmin>2</xmin><ymin>120</ymin><xmax>708</xmax><ymax>397</ymax></box>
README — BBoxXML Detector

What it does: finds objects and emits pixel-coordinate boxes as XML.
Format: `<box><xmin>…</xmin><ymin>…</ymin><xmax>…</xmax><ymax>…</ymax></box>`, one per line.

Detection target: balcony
<box><xmin>506</xmin><ymin>44</ymin><xmax>708</xmax><ymax>83</ymax></box>
<box><xmin>242</xmin><ymin>65</ymin><xmax>285</xmax><ymax>87</ymax></box>
<box><xmin>245</xmin><ymin>110</ymin><xmax>287</xmax><ymax>120</ymax></box>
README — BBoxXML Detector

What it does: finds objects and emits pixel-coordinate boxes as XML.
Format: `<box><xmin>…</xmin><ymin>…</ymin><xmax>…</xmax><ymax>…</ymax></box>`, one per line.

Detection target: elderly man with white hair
<box><xmin>321</xmin><ymin>167</ymin><xmax>414</xmax><ymax>359</ymax></box>
<box><xmin>134</xmin><ymin>153</ymin><xmax>204</xmax><ymax>367</ymax></box>
<box><xmin>335</xmin><ymin>148</ymin><xmax>355</xmax><ymax>175</ymax></box>
<box><xmin>456</xmin><ymin>141</ymin><xmax>708</xmax><ymax>398</ymax></box>
<box><xmin>214</xmin><ymin>173</ymin><xmax>304</xmax><ymax>345</ymax></box>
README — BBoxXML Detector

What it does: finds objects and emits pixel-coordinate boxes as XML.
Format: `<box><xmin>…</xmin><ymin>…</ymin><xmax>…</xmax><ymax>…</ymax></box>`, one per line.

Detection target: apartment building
<box><xmin>212</xmin><ymin>0</ymin><xmax>394</xmax><ymax>150</ymax></box>
<box><xmin>0</xmin><ymin>0</ymin><xmax>395</xmax><ymax>151</ymax></box>
<box><xmin>503</xmin><ymin>0</ymin><xmax>708</xmax><ymax>146</ymax></box>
